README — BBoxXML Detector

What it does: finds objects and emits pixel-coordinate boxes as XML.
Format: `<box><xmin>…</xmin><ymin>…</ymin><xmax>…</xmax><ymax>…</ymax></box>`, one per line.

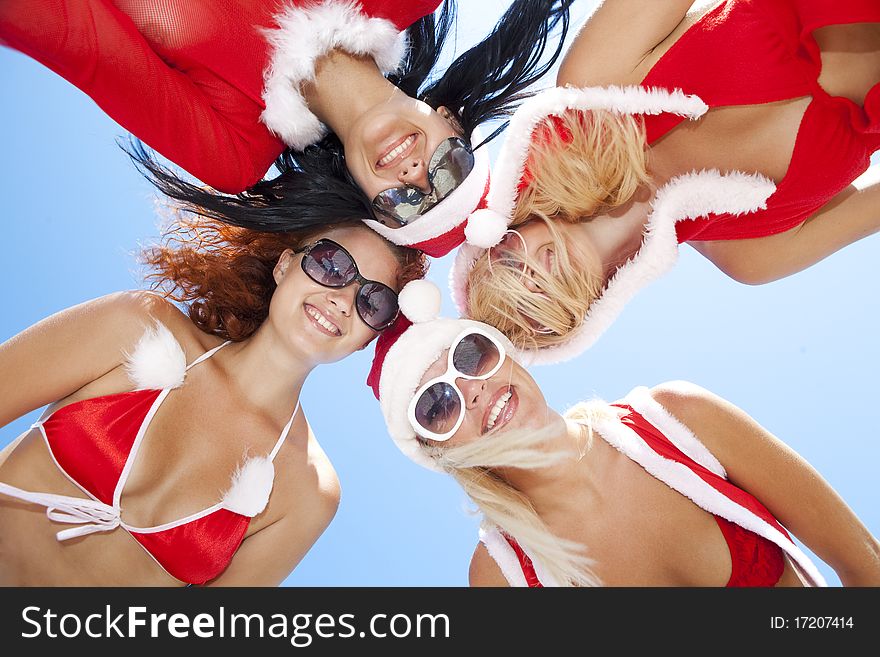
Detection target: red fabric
<box><xmin>505</xmin><ymin>406</ymin><xmax>787</xmax><ymax>587</ymax></box>
<box><xmin>613</xmin><ymin>404</ymin><xmax>788</xmax><ymax>587</ymax></box>
<box><xmin>0</xmin><ymin>0</ymin><xmax>441</xmax><ymax>193</ymax></box>
<box><xmin>367</xmin><ymin>314</ymin><xmax>412</xmax><ymax>399</ymax></box>
<box><xmin>41</xmin><ymin>388</ymin><xmax>251</xmax><ymax>585</ymax></box>
<box><xmin>639</xmin><ymin>0</ymin><xmax>880</xmax><ymax>243</ymax></box>
<box><xmin>411</xmin><ymin>220</ymin><xmax>469</xmax><ymax>258</ymax></box>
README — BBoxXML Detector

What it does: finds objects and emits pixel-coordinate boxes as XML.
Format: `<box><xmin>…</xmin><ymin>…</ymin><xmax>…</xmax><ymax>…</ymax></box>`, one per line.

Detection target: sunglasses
<box><xmin>371</xmin><ymin>137</ymin><xmax>475</xmax><ymax>226</ymax></box>
<box><xmin>407</xmin><ymin>328</ymin><xmax>507</xmax><ymax>441</ymax></box>
<box><xmin>296</xmin><ymin>239</ymin><xmax>399</xmax><ymax>331</ymax></box>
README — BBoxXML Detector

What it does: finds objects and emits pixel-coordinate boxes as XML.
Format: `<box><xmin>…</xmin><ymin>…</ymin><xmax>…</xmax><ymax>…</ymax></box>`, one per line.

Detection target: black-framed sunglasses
<box><xmin>296</xmin><ymin>239</ymin><xmax>399</xmax><ymax>331</ymax></box>
<box><xmin>371</xmin><ymin>137</ymin><xmax>475</xmax><ymax>226</ymax></box>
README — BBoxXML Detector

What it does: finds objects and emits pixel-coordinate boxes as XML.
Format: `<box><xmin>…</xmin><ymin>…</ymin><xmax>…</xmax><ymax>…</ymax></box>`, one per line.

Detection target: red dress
<box><xmin>640</xmin><ymin>0</ymin><xmax>880</xmax><ymax>243</ymax></box>
<box><xmin>478</xmin><ymin>387</ymin><xmax>826</xmax><ymax>587</ymax></box>
<box><xmin>0</xmin><ymin>0</ymin><xmax>441</xmax><ymax>193</ymax></box>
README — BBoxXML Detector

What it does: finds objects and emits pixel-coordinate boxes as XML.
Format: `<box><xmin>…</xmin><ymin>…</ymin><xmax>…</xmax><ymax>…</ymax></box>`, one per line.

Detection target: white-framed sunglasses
<box><xmin>407</xmin><ymin>328</ymin><xmax>507</xmax><ymax>442</ymax></box>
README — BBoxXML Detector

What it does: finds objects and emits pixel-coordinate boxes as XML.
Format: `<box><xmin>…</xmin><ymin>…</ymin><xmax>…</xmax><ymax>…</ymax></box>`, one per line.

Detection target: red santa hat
<box><xmin>366</xmin><ymin>279</ymin><xmax>518</xmax><ymax>471</ymax></box>
<box><xmin>448</xmin><ymin>85</ymin><xmax>777</xmax><ymax>365</ymax></box>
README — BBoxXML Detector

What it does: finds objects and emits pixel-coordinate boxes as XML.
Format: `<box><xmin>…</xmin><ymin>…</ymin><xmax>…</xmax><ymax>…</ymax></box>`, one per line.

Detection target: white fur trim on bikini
<box><xmin>590</xmin><ymin>409</ymin><xmax>826</xmax><ymax>587</ymax></box>
<box><xmin>261</xmin><ymin>1</ymin><xmax>408</xmax><ymax>150</ymax></box>
<box><xmin>479</xmin><ymin>525</ymin><xmax>528</xmax><ymax>587</ymax></box>
<box><xmin>222</xmin><ymin>456</ymin><xmax>276</xmax><ymax>517</ymax></box>
<box><xmin>123</xmin><ymin>321</ymin><xmax>187</xmax><ymax>391</ymax></box>
<box><xmin>623</xmin><ymin>386</ymin><xmax>726</xmax><ymax>478</ymax></box>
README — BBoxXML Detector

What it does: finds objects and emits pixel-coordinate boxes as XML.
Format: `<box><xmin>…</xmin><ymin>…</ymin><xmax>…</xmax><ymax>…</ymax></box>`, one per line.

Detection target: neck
<box><xmin>497</xmin><ymin>416</ymin><xmax>604</xmax><ymax>519</ymax></box>
<box><xmin>302</xmin><ymin>50</ymin><xmax>400</xmax><ymax>144</ymax></box>
<box><xmin>568</xmin><ymin>182</ymin><xmax>657</xmax><ymax>280</ymax></box>
<box><xmin>214</xmin><ymin>324</ymin><xmax>315</xmax><ymax>424</ymax></box>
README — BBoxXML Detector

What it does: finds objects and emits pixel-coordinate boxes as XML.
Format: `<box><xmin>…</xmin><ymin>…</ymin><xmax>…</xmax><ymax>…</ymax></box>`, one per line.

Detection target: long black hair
<box><xmin>134</xmin><ymin>0</ymin><xmax>573</xmax><ymax>233</ymax></box>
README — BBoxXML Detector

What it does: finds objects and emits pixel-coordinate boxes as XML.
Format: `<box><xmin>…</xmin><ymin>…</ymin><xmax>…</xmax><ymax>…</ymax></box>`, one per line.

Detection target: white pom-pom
<box><xmin>124</xmin><ymin>322</ymin><xmax>187</xmax><ymax>391</ymax></box>
<box><xmin>464</xmin><ymin>209</ymin><xmax>508</xmax><ymax>249</ymax></box>
<box><xmin>222</xmin><ymin>456</ymin><xmax>275</xmax><ymax>517</ymax></box>
<box><xmin>398</xmin><ymin>279</ymin><xmax>441</xmax><ymax>323</ymax></box>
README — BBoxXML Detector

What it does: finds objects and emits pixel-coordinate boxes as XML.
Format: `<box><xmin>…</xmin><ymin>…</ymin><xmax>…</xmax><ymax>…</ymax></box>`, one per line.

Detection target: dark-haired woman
<box><xmin>0</xmin><ymin>0</ymin><xmax>572</xmax><ymax>256</ymax></box>
<box><xmin>0</xmin><ymin>213</ymin><xmax>426</xmax><ymax>585</ymax></box>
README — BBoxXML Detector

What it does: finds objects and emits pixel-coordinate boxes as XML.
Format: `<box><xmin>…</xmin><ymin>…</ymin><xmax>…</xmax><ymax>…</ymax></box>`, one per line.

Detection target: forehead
<box><xmin>319</xmin><ymin>226</ymin><xmax>399</xmax><ymax>288</ymax></box>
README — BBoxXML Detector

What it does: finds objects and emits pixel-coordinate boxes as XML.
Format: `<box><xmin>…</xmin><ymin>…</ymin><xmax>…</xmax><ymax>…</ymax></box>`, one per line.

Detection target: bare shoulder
<box><xmin>647</xmin><ymin>380</ymin><xmax>733</xmax><ymax>428</ymax></box>
<box><xmin>557</xmin><ymin>0</ymin><xmax>698</xmax><ymax>87</ymax></box>
<box><xmin>276</xmin><ymin>413</ymin><xmax>341</xmax><ymax>525</ymax></box>
<box><xmin>125</xmin><ymin>291</ymin><xmax>223</xmax><ymax>357</ymax></box>
<box><xmin>469</xmin><ymin>542</ymin><xmax>509</xmax><ymax>587</ymax></box>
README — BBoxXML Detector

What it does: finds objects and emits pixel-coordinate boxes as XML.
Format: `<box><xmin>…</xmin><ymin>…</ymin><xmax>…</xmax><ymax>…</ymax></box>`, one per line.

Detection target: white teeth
<box><xmin>378</xmin><ymin>134</ymin><xmax>415</xmax><ymax>166</ymax></box>
<box><xmin>486</xmin><ymin>391</ymin><xmax>512</xmax><ymax>429</ymax></box>
<box><xmin>306</xmin><ymin>305</ymin><xmax>340</xmax><ymax>336</ymax></box>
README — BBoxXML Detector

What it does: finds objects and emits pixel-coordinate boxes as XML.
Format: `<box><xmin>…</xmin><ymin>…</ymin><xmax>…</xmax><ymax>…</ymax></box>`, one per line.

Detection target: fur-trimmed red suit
<box><xmin>0</xmin><ymin>0</ymin><xmax>441</xmax><ymax>193</ymax></box>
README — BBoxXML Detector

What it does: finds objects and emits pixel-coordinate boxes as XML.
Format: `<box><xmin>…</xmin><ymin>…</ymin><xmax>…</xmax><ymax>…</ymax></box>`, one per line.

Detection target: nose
<box><xmin>457</xmin><ymin>377</ymin><xmax>486</xmax><ymax>410</ymax></box>
<box><xmin>324</xmin><ymin>286</ymin><xmax>356</xmax><ymax>318</ymax></box>
<box><xmin>398</xmin><ymin>159</ymin><xmax>431</xmax><ymax>194</ymax></box>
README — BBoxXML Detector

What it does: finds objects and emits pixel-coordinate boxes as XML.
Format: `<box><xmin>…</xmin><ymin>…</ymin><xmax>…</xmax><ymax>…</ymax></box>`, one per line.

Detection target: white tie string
<box><xmin>0</xmin><ymin>483</ymin><xmax>120</xmax><ymax>541</ymax></box>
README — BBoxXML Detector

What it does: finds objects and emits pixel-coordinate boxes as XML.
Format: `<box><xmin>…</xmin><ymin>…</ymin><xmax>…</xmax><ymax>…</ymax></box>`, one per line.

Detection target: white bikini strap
<box><xmin>185</xmin><ymin>340</ymin><xmax>232</xmax><ymax>371</ymax></box>
<box><xmin>269</xmin><ymin>399</ymin><xmax>301</xmax><ymax>462</ymax></box>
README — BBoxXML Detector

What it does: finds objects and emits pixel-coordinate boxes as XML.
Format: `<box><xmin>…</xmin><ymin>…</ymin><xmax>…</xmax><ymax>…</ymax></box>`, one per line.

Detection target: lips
<box><xmin>376</xmin><ymin>133</ymin><xmax>417</xmax><ymax>168</ymax></box>
<box><xmin>482</xmin><ymin>385</ymin><xmax>518</xmax><ymax>434</ymax></box>
<box><xmin>304</xmin><ymin>303</ymin><xmax>341</xmax><ymax>337</ymax></box>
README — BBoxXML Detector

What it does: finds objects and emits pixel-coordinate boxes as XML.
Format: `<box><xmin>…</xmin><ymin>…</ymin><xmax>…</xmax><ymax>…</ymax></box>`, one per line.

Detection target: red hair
<box><xmin>142</xmin><ymin>214</ymin><xmax>427</xmax><ymax>341</ymax></box>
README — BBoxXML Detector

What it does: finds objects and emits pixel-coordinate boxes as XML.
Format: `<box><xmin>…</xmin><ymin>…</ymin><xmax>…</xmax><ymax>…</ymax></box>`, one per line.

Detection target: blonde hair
<box><xmin>464</xmin><ymin>109</ymin><xmax>650</xmax><ymax>351</ymax></box>
<box><xmin>466</xmin><ymin>214</ymin><xmax>604</xmax><ymax>351</ymax></box>
<box><xmin>423</xmin><ymin>402</ymin><xmax>620</xmax><ymax>587</ymax></box>
<box><xmin>514</xmin><ymin>108</ymin><xmax>650</xmax><ymax>225</ymax></box>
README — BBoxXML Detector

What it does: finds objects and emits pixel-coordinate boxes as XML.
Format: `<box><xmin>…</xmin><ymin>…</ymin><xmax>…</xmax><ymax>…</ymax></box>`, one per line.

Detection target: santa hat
<box><xmin>448</xmin><ymin>85</ymin><xmax>777</xmax><ymax>364</ymax></box>
<box><xmin>366</xmin><ymin>280</ymin><xmax>517</xmax><ymax>471</ymax></box>
<box><xmin>362</xmin><ymin>127</ymin><xmax>498</xmax><ymax>258</ymax></box>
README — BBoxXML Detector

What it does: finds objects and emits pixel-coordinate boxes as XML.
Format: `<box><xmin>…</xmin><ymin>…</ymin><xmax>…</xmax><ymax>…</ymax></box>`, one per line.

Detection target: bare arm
<box><xmin>0</xmin><ymin>291</ymin><xmax>188</xmax><ymax>430</ymax></box>
<box><xmin>650</xmin><ymin>381</ymin><xmax>880</xmax><ymax>586</ymax></box>
<box><xmin>690</xmin><ymin>182</ymin><xmax>880</xmax><ymax>285</ymax></box>
<box><xmin>557</xmin><ymin>0</ymin><xmax>696</xmax><ymax>87</ymax></box>
<box><xmin>207</xmin><ymin>471</ymin><xmax>341</xmax><ymax>586</ymax></box>
<box><xmin>469</xmin><ymin>543</ymin><xmax>511</xmax><ymax>587</ymax></box>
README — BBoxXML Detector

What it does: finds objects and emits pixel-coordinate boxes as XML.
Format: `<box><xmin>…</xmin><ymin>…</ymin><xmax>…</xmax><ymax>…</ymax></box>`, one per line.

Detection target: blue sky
<box><xmin>1</xmin><ymin>1</ymin><xmax>877</xmax><ymax>587</ymax></box>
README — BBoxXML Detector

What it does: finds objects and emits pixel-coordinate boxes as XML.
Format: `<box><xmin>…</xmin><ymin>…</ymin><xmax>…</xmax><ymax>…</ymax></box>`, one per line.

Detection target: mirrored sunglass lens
<box><xmin>452</xmin><ymin>333</ymin><xmax>500</xmax><ymax>377</ymax></box>
<box><xmin>303</xmin><ymin>242</ymin><xmax>356</xmax><ymax>286</ymax></box>
<box><xmin>414</xmin><ymin>382</ymin><xmax>461</xmax><ymax>435</ymax></box>
<box><xmin>431</xmin><ymin>146</ymin><xmax>475</xmax><ymax>199</ymax></box>
<box><xmin>356</xmin><ymin>282</ymin><xmax>398</xmax><ymax>330</ymax></box>
<box><xmin>374</xmin><ymin>187</ymin><xmax>425</xmax><ymax>223</ymax></box>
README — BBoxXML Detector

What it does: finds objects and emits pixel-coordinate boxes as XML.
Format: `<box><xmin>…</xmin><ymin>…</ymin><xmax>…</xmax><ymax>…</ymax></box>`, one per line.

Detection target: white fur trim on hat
<box><xmin>487</xmin><ymin>85</ymin><xmax>708</xmax><ymax>228</ymax></box>
<box><xmin>124</xmin><ymin>321</ymin><xmax>187</xmax><ymax>391</ymax></box>
<box><xmin>449</xmin><ymin>84</ymin><xmax>710</xmax><ymax>316</ymax></box>
<box><xmin>521</xmin><ymin>169</ymin><xmax>775</xmax><ymax>365</ymax></box>
<box><xmin>464</xmin><ymin>209</ymin><xmax>508</xmax><ymax>249</ymax></box>
<box><xmin>222</xmin><ymin>456</ymin><xmax>275</xmax><ymax>517</ymax></box>
<box><xmin>260</xmin><ymin>1</ymin><xmax>408</xmax><ymax>150</ymax></box>
<box><xmin>362</xmin><ymin>127</ymin><xmax>490</xmax><ymax>247</ymax></box>
<box><xmin>589</xmin><ymin>401</ymin><xmax>826</xmax><ymax>587</ymax></box>
<box><xmin>379</xmin><ymin>318</ymin><xmax>517</xmax><ymax>471</ymax></box>
<box><xmin>398</xmin><ymin>279</ymin><xmax>442</xmax><ymax>323</ymax></box>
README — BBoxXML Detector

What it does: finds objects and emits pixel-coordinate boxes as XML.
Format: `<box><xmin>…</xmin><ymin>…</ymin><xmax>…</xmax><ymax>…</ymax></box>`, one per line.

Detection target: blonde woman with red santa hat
<box><xmin>366</xmin><ymin>280</ymin><xmax>880</xmax><ymax>587</ymax></box>
<box><xmin>447</xmin><ymin>0</ymin><xmax>880</xmax><ymax>365</ymax></box>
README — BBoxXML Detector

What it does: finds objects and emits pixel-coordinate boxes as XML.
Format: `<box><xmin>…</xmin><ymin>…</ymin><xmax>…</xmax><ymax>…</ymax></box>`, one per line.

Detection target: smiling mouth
<box><xmin>305</xmin><ymin>304</ymin><xmax>341</xmax><ymax>337</ymax></box>
<box><xmin>376</xmin><ymin>133</ymin><xmax>417</xmax><ymax>168</ymax></box>
<box><xmin>483</xmin><ymin>386</ymin><xmax>518</xmax><ymax>434</ymax></box>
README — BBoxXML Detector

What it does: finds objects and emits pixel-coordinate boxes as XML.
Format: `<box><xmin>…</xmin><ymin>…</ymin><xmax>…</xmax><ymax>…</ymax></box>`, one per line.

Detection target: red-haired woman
<box><xmin>0</xmin><ymin>211</ymin><xmax>426</xmax><ymax>585</ymax></box>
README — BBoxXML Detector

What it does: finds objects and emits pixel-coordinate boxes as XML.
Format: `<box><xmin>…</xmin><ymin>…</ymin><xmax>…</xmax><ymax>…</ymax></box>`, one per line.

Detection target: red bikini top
<box><xmin>640</xmin><ymin>0</ymin><xmax>880</xmax><ymax>243</ymax></box>
<box><xmin>492</xmin><ymin>404</ymin><xmax>787</xmax><ymax>587</ymax></box>
<box><xmin>5</xmin><ymin>330</ymin><xmax>299</xmax><ymax>585</ymax></box>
